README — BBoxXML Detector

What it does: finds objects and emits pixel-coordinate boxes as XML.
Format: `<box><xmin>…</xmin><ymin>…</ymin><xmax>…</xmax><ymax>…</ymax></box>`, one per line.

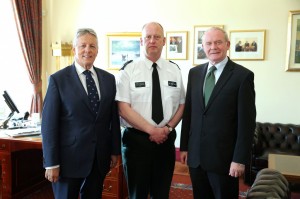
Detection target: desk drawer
<box><xmin>105</xmin><ymin>167</ymin><xmax>118</xmax><ymax>179</ymax></box>
<box><xmin>103</xmin><ymin>179</ymin><xmax>118</xmax><ymax>195</ymax></box>
<box><xmin>102</xmin><ymin>195</ymin><xmax>117</xmax><ymax>199</ymax></box>
<box><xmin>0</xmin><ymin>140</ymin><xmax>10</xmax><ymax>152</ymax></box>
<box><xmin>0</xmin><ymin>153</ymin><xmax>10</xmax><ymax>165</ymax></box>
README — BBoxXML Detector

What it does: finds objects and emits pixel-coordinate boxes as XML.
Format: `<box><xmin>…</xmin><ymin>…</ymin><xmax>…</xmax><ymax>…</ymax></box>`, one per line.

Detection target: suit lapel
<box><xmin>95</xmin><ymin>68</ymin><xmax>105</xmax><ymax>119</ymax></box>
<box><xmin>199</xmin><ymin>64</ymin><xmax>208</xmax><ymax>110</ymax></box>
<box><xmin>206</xmin><ymin>60</ymin><xmax>234</xmax><ymax>108</ymax></box>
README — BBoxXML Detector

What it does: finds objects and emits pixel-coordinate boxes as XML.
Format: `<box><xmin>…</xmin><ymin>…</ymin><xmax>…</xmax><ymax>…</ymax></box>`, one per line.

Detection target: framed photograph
<box><xmin>193</xmin><ymin>25</ymin><xmax>224</xmax><ymax>65</ymax></box>
<box><xmin>229</xmin><ymin>30</ymin><xmax>266</xmax><ymax>60</ymax></box>
<box><xmin>166</xmin><ymin>31</ymin><xmax>188</xmax><ymax>60</ymax></box>
<box><xmin>285</xmin><ymin>10</ymin><xmax>300</xmax><ymax>71</ymax></box>
<box><xmin>107</xmin><ymin>32</ymin><xmax>141</xmax><ymax>69</ymax></box>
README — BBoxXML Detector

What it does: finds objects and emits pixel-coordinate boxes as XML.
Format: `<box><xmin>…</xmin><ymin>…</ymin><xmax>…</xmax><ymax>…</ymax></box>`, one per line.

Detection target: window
<box><xmin>0</xmin><ymin>1</ymin><xmax>32</xmax><ymax>119</ymax></box>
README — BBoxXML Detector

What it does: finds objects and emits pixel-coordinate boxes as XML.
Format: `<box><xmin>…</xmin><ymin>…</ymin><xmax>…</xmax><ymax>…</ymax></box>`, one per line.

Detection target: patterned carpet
<box><xmin>169</xmin><ymin>183</ymin><xmax>193</xmax><ymax>198</ymax></box>
<box><xmin>169</xmin><ymin>181</ymin><xmax>249</xmax><ymax>199</ymax></box>
<box><xmin>169</xmin><ymin>181</ymin><xmax>300</xmax><ymax>199</ymax></box>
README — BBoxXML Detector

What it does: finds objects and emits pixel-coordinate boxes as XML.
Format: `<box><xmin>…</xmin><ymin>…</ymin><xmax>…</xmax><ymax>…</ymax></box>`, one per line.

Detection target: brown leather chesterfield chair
<box><xmin>246</xmin><ymin>168</ymin><xmax>290</xmax><ymax>199</ymax></box>
<box><xmin>244</xmin><ymin>122</ymin><xmax>300</xmax><ymax>185</ymax></box>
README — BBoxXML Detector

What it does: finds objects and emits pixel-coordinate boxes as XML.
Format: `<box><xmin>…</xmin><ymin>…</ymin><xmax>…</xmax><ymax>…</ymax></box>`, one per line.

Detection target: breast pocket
<box><xmin>130</xmin><ymin>81</ymin><xmax>151</xmax><ymax>102</ymax></box>
<box><xmin>162</xmin><ymin>80</ymin><xmax>181</xmax><ymax>102</ymax></box>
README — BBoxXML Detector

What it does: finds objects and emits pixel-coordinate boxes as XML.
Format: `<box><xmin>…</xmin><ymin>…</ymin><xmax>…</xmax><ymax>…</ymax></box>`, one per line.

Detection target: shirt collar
<box><xmin>145</xmin><ymin>57</ymin><xmax>163</xmax><ymax>70</ymax></box>
<box><xmin>208</xmin><ymin>56</ymin><xmax>228</xmax><ymax>71</ymax></box>
<box><xmin>74</xmin><ymin>61</ymin><xmax>96</xmax><ymax>76</ymax></box>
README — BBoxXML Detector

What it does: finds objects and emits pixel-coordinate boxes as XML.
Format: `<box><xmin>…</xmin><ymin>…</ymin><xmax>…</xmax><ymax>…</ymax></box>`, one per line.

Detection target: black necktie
<box><xmin>83</xmin><ymin>70</ymin><xmax>100</xmax><ymax>115</ymax></box>
<box><xmin>204</xmin><ymin>66</ymin><xmax>217</xmax><ymax>106</ymax></box>
<box><xmin>152</xmin><ymin>63</ymin><xmax>163</xmax><ymax>124</ymax></box>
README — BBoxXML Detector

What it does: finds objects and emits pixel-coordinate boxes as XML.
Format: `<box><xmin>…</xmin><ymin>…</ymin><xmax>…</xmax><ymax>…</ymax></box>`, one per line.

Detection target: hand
<box><xmin>149</xmin><ymin>127</ymin><xmax>168</xmax><ymax>144</ymax></box>
<box><xmin>180</xmin><ymin>151</ymin><xmax>188</xmax><ymax>164</ymax></box>
<box><xmin>229</xmin><ymin>162</ymin><xmax>245</xmax><ymax>178</ymax></box>
<box><xmin>45</xmin><ymin>167</ymin><xmax>60</xmax><ymax>183</ymax></box>
<box><xmin>110</xmin><ymin>155</ymin><xmax>118</xmax><ymax>168</ymax></box>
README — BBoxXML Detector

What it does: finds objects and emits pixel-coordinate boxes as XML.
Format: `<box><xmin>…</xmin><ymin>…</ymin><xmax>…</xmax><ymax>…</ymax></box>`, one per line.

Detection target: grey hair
<box><xmin>72</xmin><ymin>28</ymin><xmax>98</xmax><ymax>47</ymax></box>
<box><xmin>202</xmin><ymin>27</ymin><xmax>229</xmax><ymax>42</ymax></box>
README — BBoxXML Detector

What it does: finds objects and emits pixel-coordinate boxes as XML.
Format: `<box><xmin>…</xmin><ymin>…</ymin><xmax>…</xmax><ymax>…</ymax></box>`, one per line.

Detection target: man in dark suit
<box><xmin>180</xmin><ymin>27</ymin><xmax>256</xmax><ymax>199</ymax></box>
<box><xmin>41</xmin><ymin>28</ymin><xmax>121</xmax><ymax>199</ymax></box>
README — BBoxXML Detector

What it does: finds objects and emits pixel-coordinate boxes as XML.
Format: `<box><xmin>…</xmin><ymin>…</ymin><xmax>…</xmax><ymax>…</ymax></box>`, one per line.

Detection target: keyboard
<box><xmin>3</xmin><ymin>127</ymin><xmax>41</xmax><ymax>138</ymax></box>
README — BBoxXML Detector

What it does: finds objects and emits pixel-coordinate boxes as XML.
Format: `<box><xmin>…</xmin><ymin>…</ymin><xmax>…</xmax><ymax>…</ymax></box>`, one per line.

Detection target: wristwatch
<box><xmin>165</xmin><ymin>124</ymin><xmax>173</xmax><ymax>132</ymax></box>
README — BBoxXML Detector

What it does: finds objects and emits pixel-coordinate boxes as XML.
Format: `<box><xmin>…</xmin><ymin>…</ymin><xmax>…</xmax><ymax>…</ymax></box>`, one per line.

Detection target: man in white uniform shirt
<box><xmin>115</xmin><ymin>22</ymin><xmax>185</xmax><ymax>199</ymax></box>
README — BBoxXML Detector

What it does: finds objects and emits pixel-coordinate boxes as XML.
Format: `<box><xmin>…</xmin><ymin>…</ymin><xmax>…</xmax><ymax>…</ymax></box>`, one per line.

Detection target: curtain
<box><xmin>11</xmin><ymin>0</ymin><xmax>43</xmax><ymax>115</ymax></box>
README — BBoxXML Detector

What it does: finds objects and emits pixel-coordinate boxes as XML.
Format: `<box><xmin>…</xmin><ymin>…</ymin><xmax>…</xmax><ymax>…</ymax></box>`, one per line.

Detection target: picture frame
<box><xmin>229</xmin><ymin>30</ymin><xmax>266</xmax><ymax>61</ymax></box>
<box><xmin>107</xmin><ymin>32</ymin><xmax>141</xmax><ymax>69</ymax></box>
<box><xmin>193</xmin><ymin>25</ymin><xmax>224</xmax><ymax>65</ymax></box>
<box><xmin>166</xmin><ymin>31</ymin><xmax>188</xmax><ymax>60</ymax></box>
<box><xmin>285</xmin><ymin>10</ymin><xmax>300</xmax><ymax>71</ymax></box>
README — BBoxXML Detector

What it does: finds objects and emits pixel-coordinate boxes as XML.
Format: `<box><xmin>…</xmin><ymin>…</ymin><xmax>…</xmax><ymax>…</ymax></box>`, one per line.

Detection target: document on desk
<box><xmin>3</xmin><ymin>127</ymin><xmax>41</xmax><ymax>138</ymax></box>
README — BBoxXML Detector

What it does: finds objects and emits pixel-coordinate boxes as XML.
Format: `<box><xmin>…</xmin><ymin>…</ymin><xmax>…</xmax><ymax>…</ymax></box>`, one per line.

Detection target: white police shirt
<box><xmin>116</xmin><ymin>57</ymin><xmax>185</xmax><ymax>128</ymax></box>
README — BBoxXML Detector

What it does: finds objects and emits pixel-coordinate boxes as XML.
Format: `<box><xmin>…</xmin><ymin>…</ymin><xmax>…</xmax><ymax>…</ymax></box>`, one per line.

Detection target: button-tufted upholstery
<box><xmin>246</xmin><ymin>168</ymin><xmax>290</xmax><ymax>199</ymax></box>
<box><xmin>244</xmin><ymin>122</ymin><xmax>300</xmax><ymax>185</ymax></box>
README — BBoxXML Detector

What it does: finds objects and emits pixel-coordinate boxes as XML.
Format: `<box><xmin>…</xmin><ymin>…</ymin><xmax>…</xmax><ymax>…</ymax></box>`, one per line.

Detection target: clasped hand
<box><xmin>149</xmin><ymin>127</ymin><xmax>169</xmax><ymax>144</ymax></box>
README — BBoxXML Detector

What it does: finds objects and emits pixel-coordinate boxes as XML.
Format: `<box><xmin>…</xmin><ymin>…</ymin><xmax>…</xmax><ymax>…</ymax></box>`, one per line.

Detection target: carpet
<box><xmin>170</xmin><ymin>183</ymin><xmax>193</xmax><ymax>198</ymax></box>
<box><xmin>169</xmin><ymin>181</ymin><xmax>300</xmax><ymax>199</ymax></box>
<box><xmin>169</xmin><ymin>181</ymin><xmax>249</xmax><ymax>199</ymax></box>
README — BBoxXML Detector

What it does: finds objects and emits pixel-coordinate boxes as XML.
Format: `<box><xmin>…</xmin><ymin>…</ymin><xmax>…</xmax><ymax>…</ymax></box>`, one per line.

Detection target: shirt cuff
<box><xmin>46</xmin><ymin>165</ymin><xmax>60</xmax><ymax>169</ymax></box>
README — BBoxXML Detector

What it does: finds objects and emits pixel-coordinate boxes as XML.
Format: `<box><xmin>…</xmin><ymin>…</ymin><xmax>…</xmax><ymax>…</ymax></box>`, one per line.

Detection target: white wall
<box><xmin>43</xmin><ymin>0</ymin><xmax>300</xmax><ymax>146</ymax></box>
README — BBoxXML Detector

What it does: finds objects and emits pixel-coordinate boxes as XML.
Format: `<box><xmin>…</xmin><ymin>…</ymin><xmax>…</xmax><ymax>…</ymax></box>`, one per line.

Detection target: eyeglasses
<box><xmin>204</xmin><ymin>40</ymin><xmax>226</xmax><ymax>47</ymax></box>
<box><xmin>144</xmin><ymin>35</ymin><xmax>162</xmax><ymax>41</ymax></box>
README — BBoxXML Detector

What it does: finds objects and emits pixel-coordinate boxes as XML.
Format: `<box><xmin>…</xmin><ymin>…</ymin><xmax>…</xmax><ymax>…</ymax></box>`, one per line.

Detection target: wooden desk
<box><xmin>268</xmin><ymin>154</ymin><xmax>300</xmax><ymax>184</ymax></box>
<box><xmin>0</xmin><ymin>132</ymin><xmax>46</xmax><ymax>199</ymax></box>
<box><xmin>102</xmin><ymin>157</ymin><xmax>128</xmax><ymax>199</ymax></box>
<box><xmin>0</xmin><ymin>132</ymin><xmax>128</xmax><ymax>199</ymax></box>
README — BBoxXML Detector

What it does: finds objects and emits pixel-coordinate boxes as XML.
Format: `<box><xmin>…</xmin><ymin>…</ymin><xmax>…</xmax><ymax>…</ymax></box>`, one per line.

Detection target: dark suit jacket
<box><xmin>41</xmin><ymin>64</ymin><xmax>121</xmax><ymax>178</ymax></box>
<box><xmin>180</xmin><ymin>58</ymin><xmax>256</xmax><ymax>175</ymax></box>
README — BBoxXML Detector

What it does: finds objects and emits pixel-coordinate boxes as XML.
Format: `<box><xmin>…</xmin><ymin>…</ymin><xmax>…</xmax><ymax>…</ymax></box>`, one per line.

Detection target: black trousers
<box><xmin>122</xmin><ymin>128</ymin><xmax>176</xmax><ymax>199</ymax></box>
<box><xmin>189</xmin><ymin>165</ymin><xmax>239</xmax><ymax>199</ymax></box>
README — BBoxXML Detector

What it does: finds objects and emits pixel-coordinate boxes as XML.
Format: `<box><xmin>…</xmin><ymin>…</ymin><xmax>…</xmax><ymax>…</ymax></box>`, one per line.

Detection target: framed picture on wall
<box><xmin>193</xmin><ymin>25</ymin><xmax>224</xmax><ymax>66</ymax></box>
<box><xmin>166</xmin><ymin>31</ymin><xmax>188</xmax><ymax>60</ymax></box>
<box><xmin>107</xmin><ymin>32</ymin><xmax>141</xmax><ymax>69</ymax></box>
<box><xmin>229</xmin><ymin>30</ymin><xmax>266</xmax><ymax>61</ymax></box>
<box><xmin>285</xmin><ymin>10</ymin><xmax>300</xmax><ymax>71</ymax></box>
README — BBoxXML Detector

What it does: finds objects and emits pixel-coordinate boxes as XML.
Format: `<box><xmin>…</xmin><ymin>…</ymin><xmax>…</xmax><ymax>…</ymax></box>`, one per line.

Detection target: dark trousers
<box><xmin>189</xmin><ymin>165</ymin><xmax>239</xmax><ymax>199</ymax></box>
<box><xmin>122</xmin><ymin>128</ymin><xmax>176</xmax><ymax>199</ymax></box>
<box><xmin>52</xmin><ymin>157</ymin><xmax>105</xmax><ymax>199</ymax></box>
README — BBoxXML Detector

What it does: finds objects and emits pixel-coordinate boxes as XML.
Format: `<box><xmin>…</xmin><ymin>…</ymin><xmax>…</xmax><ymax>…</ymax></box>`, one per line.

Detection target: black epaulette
<box><xmin>120</xmin><ymin>60</ymin><xmax>133</xmax><ymax>70</ymax></box>
<box><xmin>169</xmin><ymin>60</ymin><xmax>180</xmax><ymax>70</ymax></box>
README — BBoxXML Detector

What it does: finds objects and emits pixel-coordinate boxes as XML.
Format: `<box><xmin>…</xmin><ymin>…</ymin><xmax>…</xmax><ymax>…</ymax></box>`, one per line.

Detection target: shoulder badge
<box><xmin>169</xmin><ymin>60</ymin><xmax>180</xmax><ymax>70</ymax></box>
<box><xmin>120</xmin><ymin>60</ymin><xmax>133</xmax><ymax>70</ymax></box>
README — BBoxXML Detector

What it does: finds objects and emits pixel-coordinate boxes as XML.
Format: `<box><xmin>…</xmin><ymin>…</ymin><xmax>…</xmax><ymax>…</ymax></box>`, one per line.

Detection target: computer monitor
<box><xmin>3</xmin><ymin>90</ymin><xmax>19</xmax><ymax>114</ymax></box>
<box><xmin>1</xmin><ymin>90</ymin><xmax>20</xmax><ymax>129</ymax></box>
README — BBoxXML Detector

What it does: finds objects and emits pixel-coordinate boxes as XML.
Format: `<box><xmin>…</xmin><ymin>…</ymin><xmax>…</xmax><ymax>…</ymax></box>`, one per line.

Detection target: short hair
<box><xmin>141</xmin><ymin>22</ymin><xmax>164</xmax><ymax>35</ymax></box>
<box><xmin>202</xmin><ymin>27</ymin><xmax>229</xmax><ymax>42</ymax></box>
<box><xmin>72</xmin><ymin>28</ymin><xmax>98</xmax><ymax>47</ymax></box>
